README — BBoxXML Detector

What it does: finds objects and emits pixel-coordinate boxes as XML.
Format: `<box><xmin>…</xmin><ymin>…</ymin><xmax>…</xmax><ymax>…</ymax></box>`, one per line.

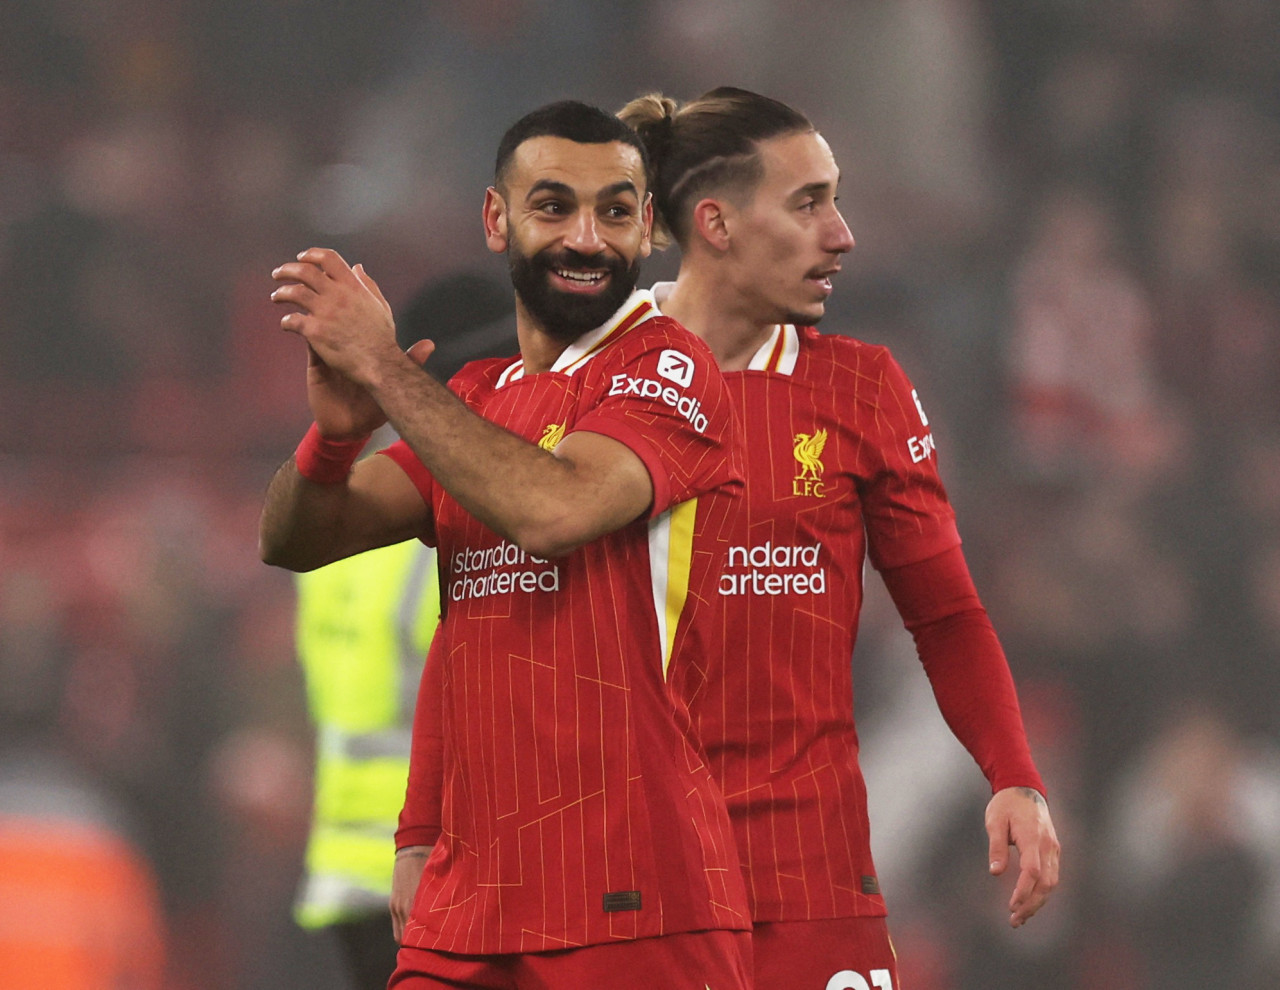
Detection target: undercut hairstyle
<box><xmin>494</xmin><ymin>100</ymin><xmax>650</xmax><ymax>193</ymax></box>
<box><xmin>618</xmin><ymin>86</ymin><xmax>814</xmax><ymax>249</ymax></box>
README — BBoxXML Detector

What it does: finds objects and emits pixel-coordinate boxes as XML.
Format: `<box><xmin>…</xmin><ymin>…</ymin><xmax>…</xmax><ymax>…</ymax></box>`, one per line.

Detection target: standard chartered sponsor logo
<box><xmin>449</xmin><ymin>540</ymin><xmax>560</xmax><ymax>601</ymax></box>
<box><xmin>608</xmin><ymin>372</ymin><xmax>708</xmax><ymax>433</ymax></box>
<box><xmin>719</xmin><ymin>541</ymin><xmax>826</xmax><ymax>596</ymax></box>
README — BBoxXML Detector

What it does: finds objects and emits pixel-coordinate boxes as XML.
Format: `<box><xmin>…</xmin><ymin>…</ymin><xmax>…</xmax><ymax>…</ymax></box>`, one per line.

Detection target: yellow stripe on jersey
<box><xmin>660</xmin><ymin>499</ymin><xmax>701</xmax><ymax>676</ymax></box>
<box><xmin>765</xmin><ymin>326</ymin><xmax>786</xmax><ymax>371</ymax></box>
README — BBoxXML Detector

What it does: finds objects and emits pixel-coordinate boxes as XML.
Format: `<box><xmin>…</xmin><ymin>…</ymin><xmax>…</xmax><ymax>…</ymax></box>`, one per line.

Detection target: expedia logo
<box><xmin>609</xmin><ymin>369</ymin><xmax>708</xmax><ymax>433</ymax></box>
<box><xmin>538</xmin><ymin>423</ymin><xmax>565</xmax><ymax>451</ymax></box>
<box><xmin>792</xmin><ymin>429</ymin><xmax>828</xmax><ymax>498</ymax></box>
<box><xmin>656</xmin><ymin>348</ymin><xmax>695</xmax><ymax>387</ymax></box>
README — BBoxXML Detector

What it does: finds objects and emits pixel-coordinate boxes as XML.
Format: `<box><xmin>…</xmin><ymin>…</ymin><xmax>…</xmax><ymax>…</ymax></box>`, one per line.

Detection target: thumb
<box><xmin>988</xmin><ymin>820</ymin><xmax>1011</xmax><ymax>876</ymax></box>
<box><xmin>406</xmin><ymin>339</ymin><xmax>437</xmax><ymax>366</ymax></box>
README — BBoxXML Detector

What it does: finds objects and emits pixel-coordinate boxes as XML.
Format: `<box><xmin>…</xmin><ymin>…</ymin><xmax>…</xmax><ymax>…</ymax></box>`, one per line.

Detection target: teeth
<box><xmin>557</xmin><ymin>269</ymin><xmax>604</xmax><ymax>283</ymax></box>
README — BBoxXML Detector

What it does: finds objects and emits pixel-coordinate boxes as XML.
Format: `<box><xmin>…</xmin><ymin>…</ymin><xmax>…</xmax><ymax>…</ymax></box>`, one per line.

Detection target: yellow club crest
<box><xmin>538</xmin><ymin>423</ymin><xmax>566</xmax><ymax>451</ymax></box>
<box><xmin>792</xmin><ymin>429</ymin><xmax>828</xmax><ymax>497</ymax></box>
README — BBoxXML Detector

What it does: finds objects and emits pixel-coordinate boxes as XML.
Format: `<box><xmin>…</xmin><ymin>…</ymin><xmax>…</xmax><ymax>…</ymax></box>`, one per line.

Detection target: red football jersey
<box><xmin>682</xmin><ymin>323</ymin><xmax>963</xmax><ymax>923</ymax></box>
<box><xmin>383</xmin><ymin>293</ymin><xmax>750</xmax><ymax>954</ymax></box>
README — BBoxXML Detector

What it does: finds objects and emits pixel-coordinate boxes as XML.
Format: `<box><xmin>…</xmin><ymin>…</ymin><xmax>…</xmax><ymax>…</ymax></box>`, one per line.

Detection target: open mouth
<box><xmin>806</xmin><ymin>266</ymin><xmax>840</xmax><ymax>294</ymax></box>
<box><xmin>551</xmin><ymin>268</ymin><xmax>611</xmax><ymax>293</ymax></box>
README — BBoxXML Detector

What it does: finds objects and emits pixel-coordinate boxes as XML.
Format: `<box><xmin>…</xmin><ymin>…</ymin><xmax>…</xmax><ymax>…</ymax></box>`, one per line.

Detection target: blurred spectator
<box><xmin>1004</xmin><ymin>185</ymin><xmax>1167</xmax><ymax>484</ymax></box>
<box><xmin>1100</xmin><ymin>703</ymin><xmax>1280</xmax><ymax>987</ymax></box>
<box><xmin>0</xmin><ymin>567</ymin><xmax>167</xmax><ymax>989</ymax></box>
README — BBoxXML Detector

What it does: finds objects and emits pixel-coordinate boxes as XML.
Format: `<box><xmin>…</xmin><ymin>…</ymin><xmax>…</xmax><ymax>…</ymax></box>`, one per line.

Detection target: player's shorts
<box><xmin>752</xmin><ymin>916</ymin><xmax>899</xmax><ymax>990</ymax></box>
<box><xmin>388</xmin><ymin>928</ymin><xmax>752</xmax><ymax>990</ymax></box>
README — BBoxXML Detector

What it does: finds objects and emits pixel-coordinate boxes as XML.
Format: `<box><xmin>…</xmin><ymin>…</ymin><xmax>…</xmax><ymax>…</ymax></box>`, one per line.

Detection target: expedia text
<box><xmin>609</xmin><ymin>374</ymin><xmax>708</xmax><ymax>433</ymax></box>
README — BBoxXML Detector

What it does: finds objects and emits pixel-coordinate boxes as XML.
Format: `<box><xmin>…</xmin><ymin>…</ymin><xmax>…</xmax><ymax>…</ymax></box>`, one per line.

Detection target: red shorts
<box><xmin>752</xmin><ymin>916</ymin><xmax>899</xmax><ymax>990</ymax></box>
<box><xmin>389</xmin><ymin>928</ymin><xmax>751</xmax><ymax>990</ymax></box>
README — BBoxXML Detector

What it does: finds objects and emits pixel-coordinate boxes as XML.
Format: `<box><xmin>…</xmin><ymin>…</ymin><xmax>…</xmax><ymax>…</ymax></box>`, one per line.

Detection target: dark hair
<box><xmin>494</xmin><ymin>100</ymin><xmax>650</xmax><ymax>191</ymax></box>
<box><xmin>618</xmin><ymin>86</ymin><xmax>813</xmax><ymax>248</ymax></box>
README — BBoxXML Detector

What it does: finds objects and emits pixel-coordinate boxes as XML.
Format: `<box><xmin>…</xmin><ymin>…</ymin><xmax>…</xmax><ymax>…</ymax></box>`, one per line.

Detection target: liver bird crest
<box><xmin>793</xmin><ymin>429</ymin><xmax>827</xmax><ymax>480</ymax></box>
<box><xmin>538</xmin><ymin>423</ymin><xmax>566</xmax><ymax>450</ymax></box>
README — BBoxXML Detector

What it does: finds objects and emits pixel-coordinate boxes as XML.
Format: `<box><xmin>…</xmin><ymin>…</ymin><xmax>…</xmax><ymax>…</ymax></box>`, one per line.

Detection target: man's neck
<box><xmin>513</xmin><ymin>299</ymin><xmax>577</xmax><ymax>375</ymax></box>
<box><xmin>660</xmin><ymin>269</ymin><xmax>777</xmax><ymax>372</ymax></box>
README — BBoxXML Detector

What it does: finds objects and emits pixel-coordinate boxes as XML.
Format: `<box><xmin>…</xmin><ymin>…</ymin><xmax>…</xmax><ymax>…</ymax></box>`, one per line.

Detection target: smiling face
<box><xmin>724</xmin><ymin>130</ymin><xmax>854</xmax><ymax>326</ymax></box>
<box><xmin>485</xmin><ymin>136</ymin><xmax>653</xmax><ymax>341</ymax></box>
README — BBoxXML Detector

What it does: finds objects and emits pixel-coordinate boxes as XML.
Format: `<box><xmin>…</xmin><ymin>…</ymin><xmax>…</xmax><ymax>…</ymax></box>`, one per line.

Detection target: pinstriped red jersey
<box><xmin>382</xmin><ymin>292</ymin><xmax>750</xmax><ymax>954</ymax></box>
<box><xmin>679</xmin><ymin>323</ymin><xmax>963</xmax><ymax>922</ymax></box>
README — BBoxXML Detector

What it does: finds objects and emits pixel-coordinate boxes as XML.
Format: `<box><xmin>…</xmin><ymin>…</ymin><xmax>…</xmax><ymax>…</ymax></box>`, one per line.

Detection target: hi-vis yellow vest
<box><xmin>293</xmin><ymin>540</ymin><xmax>438</xmax><ymax>928</ymax></box>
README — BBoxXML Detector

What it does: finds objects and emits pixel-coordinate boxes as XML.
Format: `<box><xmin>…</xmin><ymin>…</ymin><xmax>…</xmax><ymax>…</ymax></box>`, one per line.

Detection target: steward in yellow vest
<box><xmin>293</xmin><ymin>539</ymin><xmax>438</xmax><ymax>989</ymax></box>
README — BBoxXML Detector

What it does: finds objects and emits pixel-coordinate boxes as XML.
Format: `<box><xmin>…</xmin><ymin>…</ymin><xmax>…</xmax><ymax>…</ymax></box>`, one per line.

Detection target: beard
<box><xmin>508</xmin><ymin>241</ymin><xmax>642</xmax><ymax>342</ymax></box>
<box><xmin>783</xmin><ymin>306</ymin><xmax>825</xmax><ymax>327</ymax></box>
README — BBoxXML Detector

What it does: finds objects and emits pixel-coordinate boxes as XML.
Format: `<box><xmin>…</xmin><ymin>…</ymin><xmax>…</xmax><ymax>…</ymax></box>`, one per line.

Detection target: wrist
<box><xmin>294</xmin><ymin>422</ymin><xmax>370</xmax><ymax>483</ymax></box>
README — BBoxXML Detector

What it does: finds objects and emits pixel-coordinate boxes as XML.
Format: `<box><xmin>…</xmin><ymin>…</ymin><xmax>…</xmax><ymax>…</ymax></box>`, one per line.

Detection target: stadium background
<box><xmin>1</xmin><ymin>2</ymin><xmax>1278</xmax><ymax>987</ymax></box>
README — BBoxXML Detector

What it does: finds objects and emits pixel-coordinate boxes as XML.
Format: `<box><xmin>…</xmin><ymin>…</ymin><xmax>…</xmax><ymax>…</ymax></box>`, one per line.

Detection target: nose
<box><xmin>828</xmin><ymin>207</ymin><xmax>855</xmax><ymax>254</ymax></box>
<box><xmin>563</xmin><ymin>208</ymin><xmax>606</xmax><ymax>256</ymax></box>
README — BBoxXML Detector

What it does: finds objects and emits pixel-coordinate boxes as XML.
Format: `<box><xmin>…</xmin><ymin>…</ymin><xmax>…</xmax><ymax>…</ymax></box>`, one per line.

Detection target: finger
<box><xmin>271</xmin><ymin>260</ymin><xmax>329</xmax><ymax>293</ymax></box>
<box><xmin>1040</xmin><ymin>843</ymin><xmax>1061</xmax><ymax>892</ymax></box>
<box><xmin>1011</xmin><ymin>887</ymin><xmax>1049</xmax><ymax>927</ymax></box>
<box><xmin>1008</xmin><ymin>857</ymin><xmax>1041</xmax><ymax>924</ymax></box>
<box><xmin>296</xmin><ymin>247</ymin><xmax>356</xmax><ymax>284</ymax></box>
<box><xmin>269</xmin><ymin>282</ymin><xmax>320</xmax><ymax>311</ymax></box>
<box><xmin>987</xmin><ymin>821</ymin><xmax>1010</xmax><ymax>876</ymax></box>
<box><xmin>1011</xmin><ymin>869</ymin><xmax>1052</xmax><ymax>926</ymax></box>
<box><xmin>1023</xmin><ymin>840</ymin><xmax>1060</xmax><ymax>922</ymax></box>
<box><xmin>406</xmin><ymin>339</ymin><xmax>436</xmax><ymax>366</ymax></box>
<box><xmin>1008</xmin><ymin>822</ymin><xmax>1049</xmax><ymax>919</ymax></box>
<box><xmin>279</xmin><ymin>311</ymin><xmax>310</xmax><ymax>334</ymax></box>
<box><xmin>353</xmin><ymin>263</ymin><xmax>392</xmax><ymax>309</ymax></box>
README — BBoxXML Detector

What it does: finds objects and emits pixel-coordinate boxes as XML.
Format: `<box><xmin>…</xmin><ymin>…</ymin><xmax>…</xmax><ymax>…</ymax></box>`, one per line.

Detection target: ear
<box><xmin>483</xmin><ymin>186</ymin><xmax>508</xmax><ymax>254</ymax></box>
<box><xmin>638</xmin><ymin>192</ymin><xmax>654</xmax><ymax>259</ymax></box>
<box><xmin>691</xmin><ymin>197</ymin><xmax>731</xmax><ymax>253</ymax></box>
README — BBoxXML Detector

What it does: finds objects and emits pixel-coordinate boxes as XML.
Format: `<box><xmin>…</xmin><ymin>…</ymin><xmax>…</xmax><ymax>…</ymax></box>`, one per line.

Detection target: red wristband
<box><xmin>294</xmin><ymin>423</ymin><xmax>370</xmax><ymax>484</ymax></box>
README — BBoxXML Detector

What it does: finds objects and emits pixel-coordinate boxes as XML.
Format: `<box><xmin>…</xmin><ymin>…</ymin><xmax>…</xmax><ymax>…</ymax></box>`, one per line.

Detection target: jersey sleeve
<box><xmin>880</xmin><ymin>545</ymin><xmax>1045</xmax><ymax>796</ymax></box>
<box><xmin>573</xmin><ymin>326</ymin><xmax>742</xmax><ymax>518</ymax></box>
<box><xmin>860</xmin><ymin>348</ymin><xmax>961</xmax><ymax>571</ymax></box>
<box><xmin>376</xmin><ymin>441</ymin><xmax>438</xmax><ymax>547</ymax></box>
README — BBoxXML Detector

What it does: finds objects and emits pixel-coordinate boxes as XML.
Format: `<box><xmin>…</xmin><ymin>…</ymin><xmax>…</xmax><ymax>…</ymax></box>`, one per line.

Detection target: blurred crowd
<box><xmin>1</xmin><ymin>2</ymin><xmax>1277</xmax><ymax>987</ymax></box>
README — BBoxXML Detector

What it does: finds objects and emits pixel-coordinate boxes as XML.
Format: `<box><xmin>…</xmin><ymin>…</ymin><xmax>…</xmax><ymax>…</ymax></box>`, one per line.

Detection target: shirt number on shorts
<box><xmin>826</xmin><ymin>970</ymin><xmax>893</xmax><ymax>990</ymax></box>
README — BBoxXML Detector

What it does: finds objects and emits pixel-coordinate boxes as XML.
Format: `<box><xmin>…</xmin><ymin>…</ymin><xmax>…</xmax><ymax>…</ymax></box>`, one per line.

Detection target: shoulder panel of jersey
<box><xmin>490</xmin><ymin>290</ymin><xmax>659</xmax><ymax>385</ymax></box>
<box><xmin>444</xmin><ymin>353</ymin><xmax>522</xmax><ymax>406</ymax></box>
<box><xmin>742</xmin><ymin>324</ymin><xmax>960</xmax><ymax>570</ymax></box>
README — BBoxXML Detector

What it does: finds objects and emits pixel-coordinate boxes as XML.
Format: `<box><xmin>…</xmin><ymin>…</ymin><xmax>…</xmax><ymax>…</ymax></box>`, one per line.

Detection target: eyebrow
<box><xmin>792</xmin><ymin>179</ymin><xmax>838</xmax><ymax>200</ymax></box>
<box><xmin>526</xmin><ymin>179</ymin><xmax>576</xmax><ymax>203</ymax></box>
<box><xmin>597</xmin><ymin>180</ymin><xmax>640</xmax><ymax>202</ymax></box>
<box><xmin>525</xmin><ymin>178</ymin><xmax>640</xmax><ymax>204</ymax></box>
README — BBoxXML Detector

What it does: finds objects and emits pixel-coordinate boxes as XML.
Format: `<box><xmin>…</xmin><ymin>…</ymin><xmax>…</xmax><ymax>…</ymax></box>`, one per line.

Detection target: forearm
<box><xmin>368</xmin><ymin>355</ymin><xmax>649</xmax><ymax>558</ymax></box>
<box><xmin>260</xmin><ymin>439</ymin><xmax>428</xmax><ymax>571</ymax></box>
<box><xmin>915</xmin><ymin>609</ymin><xmax>1044</xmax><ymax>794</ymax></box>
<box><xmin>259</xmin><ymin>457</ymin><xmax>355</xmax><ymax>571</ymax></box>
<box><xmin>880</xmin><ymin>546</ymin><xmax>1044</xmax><ymax>795</ymax></box>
